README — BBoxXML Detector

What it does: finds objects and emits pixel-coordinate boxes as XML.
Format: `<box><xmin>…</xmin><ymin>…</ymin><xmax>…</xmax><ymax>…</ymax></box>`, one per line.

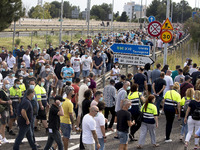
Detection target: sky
<box><xmin>22</xmin><ymin>0</ymin><xmax>199</xmax><ymax>14</ymax></box>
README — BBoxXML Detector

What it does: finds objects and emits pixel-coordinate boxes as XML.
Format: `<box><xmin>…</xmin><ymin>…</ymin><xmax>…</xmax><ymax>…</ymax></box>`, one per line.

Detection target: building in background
<box><xmin>123</xmin><ymin>1</ymin><xmax>146</xmax><ymax>21</ymax></box>
<box><xmin>71</xmin><ymin>7</ymin><xmax>80</xmax><ymax>19</ymax></box>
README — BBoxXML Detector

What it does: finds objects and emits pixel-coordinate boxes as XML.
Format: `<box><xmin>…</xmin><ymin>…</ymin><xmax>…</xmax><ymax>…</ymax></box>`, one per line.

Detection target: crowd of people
<box><xmin>0</xmin><ymin>27</ymin><xmax>194</xmax><ymax>150</ymax></box>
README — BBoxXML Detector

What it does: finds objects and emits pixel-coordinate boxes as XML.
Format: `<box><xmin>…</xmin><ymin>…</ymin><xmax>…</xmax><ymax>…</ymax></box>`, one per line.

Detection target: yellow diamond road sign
<box><xmin>161</xmin><ymin>18</ymin><xmax>174</xmax><ymax>30</ymax></box>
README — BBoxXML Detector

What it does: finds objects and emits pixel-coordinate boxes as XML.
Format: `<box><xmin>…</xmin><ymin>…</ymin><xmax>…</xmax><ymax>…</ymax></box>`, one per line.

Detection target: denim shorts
<box><xmin>60</xmin><ymin>123</ymin><xmax>72</xmax><ymax>138</ymax></box>
<box><xmin>82</xmin><ymin>70</ymin><xmax>90</xmax><ymax>77</ymax></box>
<box><xmin>118</xmin><ymin>131</ymin><xmax>129</xmax><ymax>144</ymax></box>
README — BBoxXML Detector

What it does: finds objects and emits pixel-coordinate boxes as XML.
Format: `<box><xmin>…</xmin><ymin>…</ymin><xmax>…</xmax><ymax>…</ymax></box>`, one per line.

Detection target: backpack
<box><xmin>192</xmin><ymin>107</ymin><xmax>200</xmax><ymax>120</ymax></box>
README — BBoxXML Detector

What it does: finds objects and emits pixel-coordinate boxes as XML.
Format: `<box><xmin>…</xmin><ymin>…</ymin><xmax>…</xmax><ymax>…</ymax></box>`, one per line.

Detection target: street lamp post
<box><xmin>86</xmin><ymin>0</ymin><xmax>91</xmax><ymax>36</ymax></box>
<box><xmin>111</xmin><ymin>0</ymin><xmax>114</xmax><ymax>36</ymax></box>
<box><xmin>59</xmin><ymin>0</ymin><xmax>64</xmax><ymax>45</ymax></box>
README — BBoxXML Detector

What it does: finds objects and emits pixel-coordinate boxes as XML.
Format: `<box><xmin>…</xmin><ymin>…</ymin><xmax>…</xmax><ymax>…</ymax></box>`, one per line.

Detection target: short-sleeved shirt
<box><xmin>82</xmin><ymin>114</ymin><xmax>96</xmax><ymax>144</ymax></box>
<box><xmin>188</xmin><ymin>100</ymin><xmax>200</xmax><ymax>116</ymax></box>
<box><xmin>60</xmin><ymin>98</ymin><xmax>73</xmax><ymax>124</ymax></box>
<box><xmin>90</xmin><ymin>100</ymin><xmax>98</xmax><ymax>107</ymax></box>
<box><xmin>71</xmin><ymin>57</ymin><xmax>81</xmax><ymax>72</ymax></box>
<box><xmin>17</xmin><ymin>97</ymin><xmax>33</xmax><ymax>127</ymax></box>
<box><xmin>164</xmin><ymin>75</ymin><xmax>174</xmax><ymax>95</ymax></box>
<box><xmin>141</xmin><ymin>103</ymin><xmax>158</xmax><ymax>124</ymax></box>
<box><xmin>191</xmin><ymin>71</ymin><xmax>200</xmax><ymax>86</ymax></box>
<box><xmin>93</xmin><ymin>56</ymin><xmax>103</xmax><ymax>70</ymax></box>
<box><xmin>115</xmin><ymin>88</ymin><xmax>127</xmax><ymax>112</ymax></box>
<box><xmin>171</xmin><ymin>70</ymin><xmax>179</xmax><ymax>81</ymax></box>
<box><xmin>82</xmin><ymin>99</ymin><xmax>91</xmax><ymax>117</ymax></box>
<box><xmin>151</xmin><ymin>69</ymin><xmax>161</xmax><ymax>84</ymax></box>
<box><xmin>128</xmin><ymin>91</ymin><xmax>142</xmax><ymax>115</ymax></box>
<box><xmin>154</xmin><ymin>78</ymin><xmax>166</xmax><ymax>97</ymax></box>
<box><xmin>180</xmin><ymin>82</ymin><xmax>194</xmax><ymax>98</ymax></box>
<box><xmin>133</xmin><ymin>73</ymin><xmax>147</xmax><ymax>92</ymax></box>
<box><xmin>78</xmin><ymin>84</ymin><xmax>88</xmax><ymax>106</ymax></box>
<box><xmin>48</xmin><ymin>104</ymin><xmax>60</xmax><ymax>131</ymax></box>
<box><xmin>81</xmin><ymin>56</ymin><xmax>92</xmax><ymax>71</ymax></box>
<box><xmin>61</xmin><ymin>66</ymin><xmax>74</xmax><ymax>83</ymax></box>
<box><xmin>0</xmin><ymin>89</ymin><xmax>10</xmax><ymax>110</ymax></box>
<box><xmin>89</xmin><ymin>78</ymin><xmax>96</xmax><ymax>92</ymax></box>
<box><xmin>94</xmin><ymin>112</ymin><xmax>105</xmax><ymax>138</ymax></box>
<box><xmin>117</xmin><ymin>110</ymin><xmax>131</xmax><ymax>133</ymax></box>
<box><xmin>71</xmin><ymin>84</ymin><xmax>79</xmax><ymax>104</ymax></box>
<box><xmin>174</xmin><ymin>75</ymin><xmax>185</xmax><ymax>83</ymax></box>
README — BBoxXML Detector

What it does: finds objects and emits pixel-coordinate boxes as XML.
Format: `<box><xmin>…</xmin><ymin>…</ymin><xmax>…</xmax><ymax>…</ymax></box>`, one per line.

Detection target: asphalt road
<box><xmin>1</xmin><ymin>114</ymin><xmax>197</xmax><ymax>150</ymax></box>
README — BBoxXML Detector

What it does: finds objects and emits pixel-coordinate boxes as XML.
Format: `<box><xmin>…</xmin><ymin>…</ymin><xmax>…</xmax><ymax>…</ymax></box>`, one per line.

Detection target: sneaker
<box><xmin>165</xmin><ymin>139</ymin><xmax>172</xmax><ymax>143</ymax></box>
<box><xmin>9</xmin><ymin>130</ymin><xmax>16</xmax><ymax>136</ymax></box>
<box><xmin>1</xmin><ymin>137</ymin><xmax>9</xmax><ymax>144</ymax></box>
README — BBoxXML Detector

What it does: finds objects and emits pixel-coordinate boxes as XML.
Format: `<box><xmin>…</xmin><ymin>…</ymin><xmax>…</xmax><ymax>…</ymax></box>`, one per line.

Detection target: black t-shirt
<box><xmin>115</xmin><ymin>81</ymin><xmax>123</xmax><ymax>91</ymax></box>
<box><xmin>191</xmin><ymin>71</ymin><xmax>200</xmax><ymax>86</ymax></box>
<box><xmin>0</xmin><ymin>89</ymin><xmax>10</xmax><ymax>110</ymax></box>
<box><xmin>17</xmin><ymin>51</ymin><xmax>25</xmax><ymax>62</ymax></box>
<box><xmin>1</xmin><ymin>70</ymin><xmax>9</xmax><ymax>79</ymax></box>
<box><xmin>93</xmin><ymin>56</ymin><xmax>103</xmax><ymax>69</ymax></box>
<box><xmin>105</xmin><ymin>51</ymin><xmax>113</xmax><ymax>63</ymax></box>
<box><xmin>189</xmin><ymin>100</ymin><xmax>200</xmax><ymax>116</ymax></box>
<box><xmin>47</xmin><ymin>48</ymin><xmax>54</xmax><ymax>57</ymax></box>
<box><xmin>82</xmin><ymin>99</ymin><xmax>91</xmax><ymax>117</ymax></box>
<box><xmin>154</xmin><ymin>78</ymin><xmax>166</xmax><ymax>97</ymax></box>
<box><xmin>17</xmin><ymin>97</ymin><xmax>33</xmax><ymax>127</ymax></box>
<box><xmin>117</xmin><ymin>110</ymin><xmax>131</xmax><ymax>133</ymax></box>
<box><xmin>48</xmin><ymin>104</ymin><xmax>60</xmax><ymax>130</ymax></box>
<box><xmin>133</xmin><ymin>73</ymin><xmax>147</xmax><ymax>92</ymax></box>
<box><xmin>54</xmin><ymin>63</ymin><xmax>66</xmax><ymax>80</ymax></box>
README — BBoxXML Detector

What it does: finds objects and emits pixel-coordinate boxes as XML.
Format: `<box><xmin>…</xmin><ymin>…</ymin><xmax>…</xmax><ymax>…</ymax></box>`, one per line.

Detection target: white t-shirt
<box><xmin>81</xmin><ymin>56</ymin><xmax>92</xmax><ymax>71</ymax></box>
<box><xmin>111</xmin><ymin>67</ymin><xmax>120</xmax><ymax>83</ymax></box>
<box><xmin>163</xmin><ymin>75</ymin><xmax>173</xmax><ymax>95</ymax></box>
<box><xmin>71</xmin><ymin>56</ymin><xmax>81</xmax><ymax>72</ymax></box>
<box><xmin>23</xmin><ymin>54</ymin><xmax>31</xmax><ymax>68</ymax></box>
<box><xmin>78</xmin><ymin>83</ymin><xmax>88</xmax><ymax>106</ymax></box>
<box><xmin>94</xmin><ymin>112</ymin><xmax>105</xmax><ymax>138</ymax></box>
<box><xmin>157</xmin><ymin>39</ymin><xmax>163</xmax><ymax>48</ymax></box>
<box><xmin>7</xmin><ymin>56</ymin><xmax>16</xmax><ymax>69</ymax></box>
<box><xmin>189</xmin><ymin>68</ymin><xmax>198</xmax><ymax>75</ymax></box>
<box><xmin>82</xmin><ymin>114</ymin><xmax>96</xmax><ymax>144</ymax></box>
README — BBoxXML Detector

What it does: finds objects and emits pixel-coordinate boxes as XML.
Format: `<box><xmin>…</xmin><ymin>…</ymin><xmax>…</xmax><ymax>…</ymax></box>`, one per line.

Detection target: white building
<box><xmin>123</xmin><ymin>1</ymin><xmax>146</xmax><ymax>20</ymax></box>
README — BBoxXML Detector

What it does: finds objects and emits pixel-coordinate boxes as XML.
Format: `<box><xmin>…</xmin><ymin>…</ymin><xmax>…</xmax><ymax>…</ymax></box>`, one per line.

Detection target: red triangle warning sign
<box><xmin>161</xmin><ymin>18</ymin><xmax>174</xmax><ymax>30</ymax></box>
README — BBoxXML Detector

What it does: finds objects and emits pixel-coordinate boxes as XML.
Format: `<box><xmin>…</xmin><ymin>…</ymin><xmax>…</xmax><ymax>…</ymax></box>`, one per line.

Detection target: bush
<box><xmin>15</xmin><ymin>38</ymin><xmax>21</xmax><ymax>45</ymax></box>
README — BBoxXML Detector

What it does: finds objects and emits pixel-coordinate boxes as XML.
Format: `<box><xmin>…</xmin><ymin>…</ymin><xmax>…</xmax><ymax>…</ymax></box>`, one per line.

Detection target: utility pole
<box><xmin>86</xmin><ymin>0</ymin><xmax>91</xmax><ymax>36</ymax></box>
<box><xmin>59</xmin><ymin>0</ymin><xmax>64</xmax><ymax>45</ymax></box>
<box><xmin>181</xmin><ymin>1</ymin><xmax>184</xmax><ymax>23</ymax></box>
<box><xmin>171</xmin><ymin>1</ymin><xmax>173</xmax><ymax>22</ymax></box>
<box><xmin>163</xmin><ymin>0</ymin><xmax>170</xmax><ymax>66</ymax></box>
<box><xmin>111</xmin><ymin>0</ymin><xmax>114</xmax><ymax>36</ymax></box>
<box><xmin>140</xmin><ymin>0</ymin><xmax>143</xmax><ymax>29</ymax></box>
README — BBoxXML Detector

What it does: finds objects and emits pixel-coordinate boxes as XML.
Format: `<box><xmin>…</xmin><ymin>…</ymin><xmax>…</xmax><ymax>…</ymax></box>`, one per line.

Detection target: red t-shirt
<box><xmin>71</xmin><ymin>84</ymin><xmax>80</xmax><ymax>103</ymax></box>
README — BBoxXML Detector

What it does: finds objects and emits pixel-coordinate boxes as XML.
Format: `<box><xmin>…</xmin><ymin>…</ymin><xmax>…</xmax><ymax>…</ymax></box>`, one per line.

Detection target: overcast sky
<box><xmin>22</xmin><ymin>0</ymin><xmax>199</xmax><ymax>14</ymax></box>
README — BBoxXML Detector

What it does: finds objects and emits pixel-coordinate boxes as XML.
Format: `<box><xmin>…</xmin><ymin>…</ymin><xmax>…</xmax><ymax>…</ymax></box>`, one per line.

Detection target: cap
<box><xmin>54</xmin><ymin>95</ymin><xmax>65</xmax><ymax>102</ymax></box>
<box><xmin>185</xmin><ymin>75</ymin><xmax>192</xmax><ymax>81</ymax></box>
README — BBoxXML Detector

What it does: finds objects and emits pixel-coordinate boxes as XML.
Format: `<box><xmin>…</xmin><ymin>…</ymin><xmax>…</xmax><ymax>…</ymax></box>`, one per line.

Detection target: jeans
<box><xmin>73</xmin><ymin>72</ymin><xmax>80</xmax><ymax>81</ymax></box>
<box><xmin>95</xmin><ymin>138</ymin><xmax>104</xmax><ymax>150</ymax></box>
<box><xmin>106</xmin><ymin>63</ymin><xmax>111</xmax><ymax>72</ymax></box>
<box><xmin>130</xmin><ymin>113</ymin><xmax>141</xmax><ymax>138</ymax></box>
<box><xmin>44</xmin><ymin>130</ymin><xmax>63</xmax><ymax>150</ymax></box>
<box><xmin>155</xmin><ymin>95</ymin><xmax>163</xmax><ymax>115</ymax></box>
<box><xmin>164</xmin><ymin>111</ymin><xmax>175</xmax><ymax>140</ymax></box>
<box><xmin>105</xmin><ymin>106</ymin><xmax>115</xmax><ymax>129</ymax></box>
<box><xmin>73</xmin><ymin>102</ymin><xmax>78</xmax><ymax>119</ymax></box>
<box><xmin>181</xmin><ymin>117</ymin><xmax>188</xmax><ymax>138</ymax></box>
<box><xmin>13</xmin><ymin>124</ymin><xmax>37</xmax><ymax>150</ymax></box>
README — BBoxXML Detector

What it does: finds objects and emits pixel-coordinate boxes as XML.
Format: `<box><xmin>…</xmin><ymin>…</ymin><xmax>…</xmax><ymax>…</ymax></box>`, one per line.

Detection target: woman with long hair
<box><xmin>180</xmin><ymin>88</ymin><xmax>194</xmax><ymax>141</ymax></box>
<box><xmin>184</xmin><ymin>90</ymin><xmax>200</xmax><ymax>149</ymax></box>
<box><xmin>137</xmin><ymin>95</ymin><xmax>159</xmax><ymax>149</ymax></box>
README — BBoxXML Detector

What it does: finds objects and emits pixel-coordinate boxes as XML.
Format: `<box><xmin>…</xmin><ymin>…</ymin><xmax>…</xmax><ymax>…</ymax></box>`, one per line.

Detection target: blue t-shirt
<box><xmin>61</xmin><ymin>66</ymin><xmax>74</xmax><ymax>83</ymax></box>
<box><xmin>13</xmin><ymin>49</ymin><xmax>20</xmax><ymax>57</ymax></box>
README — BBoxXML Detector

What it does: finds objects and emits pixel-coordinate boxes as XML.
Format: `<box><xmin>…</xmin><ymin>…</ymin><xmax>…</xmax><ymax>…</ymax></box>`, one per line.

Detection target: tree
<box><xmin>90</xmin><ymin>3</ymin><xmax>112</xmax><ymax>21</ymax></box>
<box><xmin>0</xmin><ymin>0</ymin><xmax>23</xmax><ymax>32</ymax></box>
<box><xmin>49</xmin><ymin>1</ymin><xmax>60</xmax><ymax>18</ymax></box>
<box><xmin>118</xmin><ymin>12</ymin><xmax>129</xmax><ymax>22</ymax></box>
<box><xmin>30</xmin><ymin>2</ymin><xmax>52</xmax><ymax>19</ymax></box>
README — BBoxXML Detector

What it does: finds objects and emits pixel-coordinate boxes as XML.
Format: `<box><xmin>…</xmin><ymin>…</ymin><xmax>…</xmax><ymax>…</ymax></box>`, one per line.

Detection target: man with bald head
<box><xmin>82</xmin><ymin>106</ymin><xmax>100</xmax><ymax>150</ymax></box>
<box><xmin>0</xmin><ymin>80</ymin><xmax>12</xmax><ymax>143</ymax></box>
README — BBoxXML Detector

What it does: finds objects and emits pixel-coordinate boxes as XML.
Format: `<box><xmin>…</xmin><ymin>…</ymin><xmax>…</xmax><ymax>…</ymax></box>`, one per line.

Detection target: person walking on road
<box><xmin>163</xmin><ymin>82</ymin><xmax>181</xmax><ymax>142</ymax></box>
<box><xmin>13</xmin><ymin>89</ymin><xmax>38</xmax><ymax>150</ymax></box>
<box><xmin>82</xmin><ymin>106</ymin><xmax>100</xmax><ymax>150</ymax></box>
<box><xmin>44</xmin><ymin>96</ymin><xmax>65</xmax><ymax>150</ymax></box>
<box><xmin>116</xmin><ymin>99</ymin><xmax>135</xmax><ymax>150</ymax></box>
<box><xmin>137</xmin><ymin>95</ymin><xmax>159</xmax><ymax>149</ymax></box>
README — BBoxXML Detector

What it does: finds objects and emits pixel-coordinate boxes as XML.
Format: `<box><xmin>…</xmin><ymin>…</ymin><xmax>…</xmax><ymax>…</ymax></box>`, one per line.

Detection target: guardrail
<box><xmin>95</xmin><ymin>34</ymin><xmax>191</xmax><ymax>88</ymax></box>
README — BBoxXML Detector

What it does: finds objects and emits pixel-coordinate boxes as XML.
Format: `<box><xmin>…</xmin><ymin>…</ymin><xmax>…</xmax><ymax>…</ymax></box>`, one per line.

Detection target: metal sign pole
<box><xmin>163</xmin><ymin>0</ymin><xmax>170</xmax><ymax>66</ymax></box>
<box><xmin>153</xmin><ymin>37</ymin><xmax>156</xmax><ymax>69</ymax></box>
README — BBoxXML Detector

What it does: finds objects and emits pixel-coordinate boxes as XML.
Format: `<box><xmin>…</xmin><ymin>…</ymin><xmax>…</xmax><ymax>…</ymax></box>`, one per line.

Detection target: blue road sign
<box><xmin>148</xmin><ymin>16</ymin><xmax>155</xmax><ymax>23</ymax></box>
<box><xmin>110</xmin><ymin>43</ymin><xmax>150</xmax><ymax>56</ymax></box>
<box><xmin>169</xmin><ymin>17</ymin><xmax>172</xmax><ymax>22</ymax></box>
<box><xmin>192</xmin><ymin>12</ymin><xmax>198</xmax><ymax>19</ymax></box>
